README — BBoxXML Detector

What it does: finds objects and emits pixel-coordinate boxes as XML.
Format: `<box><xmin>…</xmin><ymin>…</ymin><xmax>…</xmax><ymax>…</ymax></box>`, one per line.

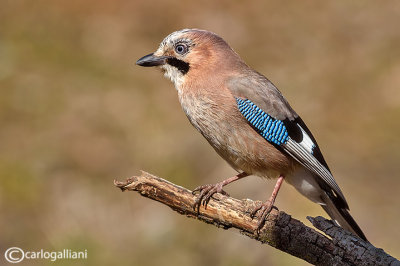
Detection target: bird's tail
<box><xmin>320</xmin><ymin>192</ymin><xmax>367</xmax><ymax>241</ymax></box>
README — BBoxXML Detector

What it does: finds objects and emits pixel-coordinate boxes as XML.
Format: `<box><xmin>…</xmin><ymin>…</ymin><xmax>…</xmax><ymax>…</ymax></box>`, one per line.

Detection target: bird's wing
<box><xmin>228</xmin><ymin>74</ymin><xmax>348</xmax><ymax>209</ymax></box>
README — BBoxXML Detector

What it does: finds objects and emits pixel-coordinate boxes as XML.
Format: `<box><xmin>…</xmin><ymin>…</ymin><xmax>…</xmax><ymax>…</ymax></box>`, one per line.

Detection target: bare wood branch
<box><xmin>114</xmin><ymin>171</ymin><xmax>399</xmax><ymax>266</ymax></box>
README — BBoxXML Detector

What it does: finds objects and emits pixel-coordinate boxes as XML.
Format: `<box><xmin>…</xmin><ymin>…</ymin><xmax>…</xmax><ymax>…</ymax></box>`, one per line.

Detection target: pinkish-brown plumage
<box><xmin>162</xmin><ymin>30</ymin><xmax>296</xmax><ymax>177</ymax></box>
<box><xmin>136</xmin><ymin>29</ymin><xmax>367</xmax><ymax>240</ymax></box>
<box><xmin>179</xmin><ymin>72</ymin><xmax>297</xmax><ymax>179</ymax></box>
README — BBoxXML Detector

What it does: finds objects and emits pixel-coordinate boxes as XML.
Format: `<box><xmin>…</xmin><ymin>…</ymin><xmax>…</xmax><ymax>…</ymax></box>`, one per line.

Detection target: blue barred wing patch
<box><xmin>236</xmin><ymin>98</ymin><xmax>289</xmax><ymax>145</ymax></box>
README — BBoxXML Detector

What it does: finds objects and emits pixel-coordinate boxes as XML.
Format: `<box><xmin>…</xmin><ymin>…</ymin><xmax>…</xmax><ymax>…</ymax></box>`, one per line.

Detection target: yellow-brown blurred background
<box><xmin>1</xmin><ymin>1</ymin><xmax>399</xmax><ymax>265</ymax></box>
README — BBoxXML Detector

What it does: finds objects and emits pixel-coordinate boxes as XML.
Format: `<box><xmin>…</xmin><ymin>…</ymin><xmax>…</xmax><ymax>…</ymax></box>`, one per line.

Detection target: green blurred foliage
<box><xmin>1</xmin><ymin>1</ymin><xmax>399</xmax><ymax>265</ymax></box>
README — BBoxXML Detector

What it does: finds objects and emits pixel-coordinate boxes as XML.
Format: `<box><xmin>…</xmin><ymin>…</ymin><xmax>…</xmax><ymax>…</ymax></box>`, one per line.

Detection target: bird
<box><xmin>136</xmin><ymin>28</ymin><xmax>367</xmax><ymax>240</ymax></box>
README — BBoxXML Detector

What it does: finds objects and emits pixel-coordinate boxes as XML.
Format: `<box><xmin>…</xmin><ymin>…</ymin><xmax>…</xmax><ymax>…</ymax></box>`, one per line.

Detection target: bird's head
<box><xmin>136</xmin><ymin>29</ymin><xmax>244</xmax><ymax>88</ymax></box>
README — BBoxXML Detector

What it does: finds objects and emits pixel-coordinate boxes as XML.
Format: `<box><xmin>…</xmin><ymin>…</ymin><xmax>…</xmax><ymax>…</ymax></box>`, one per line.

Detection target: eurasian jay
<box><xmin>136</xmin><ymin>29</ymin><xmax>367</xmax><ymax>240</ymax></box>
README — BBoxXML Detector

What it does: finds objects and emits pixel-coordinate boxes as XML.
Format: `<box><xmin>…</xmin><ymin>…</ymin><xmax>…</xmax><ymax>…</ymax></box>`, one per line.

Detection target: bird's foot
<box><xmin>192</xmin><ymin>182</ymin><xmax>229</xmax><ymax>212</ymax></box>
<box><xmin>250</xmin><ymin>200</ymin><xmax>278</xmax><ymax>235</ymax></box>
<box><xmin>250</xmin><ymin>175</ymin><xmax>284</xmax><ymax>235</ymax></box>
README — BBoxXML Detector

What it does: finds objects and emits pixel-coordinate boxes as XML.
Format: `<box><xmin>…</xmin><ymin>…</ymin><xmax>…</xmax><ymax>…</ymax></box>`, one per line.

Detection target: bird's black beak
<box><xmin>136</xmin><ymin>53</ymin><xmax>169</xmax><ymax>67</ymax></box>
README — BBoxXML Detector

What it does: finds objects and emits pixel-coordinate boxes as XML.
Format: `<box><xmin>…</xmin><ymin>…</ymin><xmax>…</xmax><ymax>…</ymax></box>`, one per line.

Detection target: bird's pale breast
<box><xmin>178</xmin><ymin>85</ymin><xmax>296</xmax><ymax>179</ymax></box>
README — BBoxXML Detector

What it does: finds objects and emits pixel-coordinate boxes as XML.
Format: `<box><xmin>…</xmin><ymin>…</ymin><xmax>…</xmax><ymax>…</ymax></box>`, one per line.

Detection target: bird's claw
<box><xmin>250</xmin><ymin>200</ymin><xmax>278</xmax><ymax>235</ymax></box>
<box><xmin>192</xmin><ymin>183</ymin><xmax>229</xmax><ymax>212</ymax></box>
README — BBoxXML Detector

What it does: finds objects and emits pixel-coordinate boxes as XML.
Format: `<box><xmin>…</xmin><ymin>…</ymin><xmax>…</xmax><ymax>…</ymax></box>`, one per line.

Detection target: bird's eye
<box><xmin>175</xmin><ymin>44</ymin><xmax>187</xmax><ymax>55</ymax></box>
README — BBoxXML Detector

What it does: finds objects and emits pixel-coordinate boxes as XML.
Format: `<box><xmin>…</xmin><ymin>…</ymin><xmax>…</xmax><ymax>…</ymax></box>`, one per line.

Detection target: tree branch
<box><xmin>114</xmin><ymin>171</ymin><xmax>399</xmax><ymax>266</ymax></box>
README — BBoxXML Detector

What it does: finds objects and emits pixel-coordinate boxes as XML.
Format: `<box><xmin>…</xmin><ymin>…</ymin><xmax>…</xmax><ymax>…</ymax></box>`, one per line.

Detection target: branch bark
<box><xmin>114</xmin><ymin>171</ymin><xmax>399</xmax><ymax>266</ymax></box>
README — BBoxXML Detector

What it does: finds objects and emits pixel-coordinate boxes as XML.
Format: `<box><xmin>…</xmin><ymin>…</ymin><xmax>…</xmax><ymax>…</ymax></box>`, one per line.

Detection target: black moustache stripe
<box><xmin>167</xmin><ymin>58</ymin><xmax>190</xmax><ymax>75</ymax></box>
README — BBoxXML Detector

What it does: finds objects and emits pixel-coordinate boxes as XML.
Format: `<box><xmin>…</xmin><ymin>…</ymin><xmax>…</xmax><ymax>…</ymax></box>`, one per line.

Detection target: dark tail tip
<box><xmin>338</xmin><ymin>208</ymin><xmax>368</xmax><ymax>242</ymax></box>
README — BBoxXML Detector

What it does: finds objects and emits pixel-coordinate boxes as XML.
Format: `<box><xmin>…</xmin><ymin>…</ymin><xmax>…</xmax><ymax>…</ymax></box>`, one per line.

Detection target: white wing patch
<box><xmin>298</xmin><ymin>125</ymin><xmax>316</xmax><ymax>154</ymax></box>
<box><xmin>281</xmin><ymin>122</ymin><xmax>348</xmax><ymax>206</ymax></box>
<box><xmin>283</xmin><ymin>138</ymin><xmax>346</xmax><ymax>205</ymax></box>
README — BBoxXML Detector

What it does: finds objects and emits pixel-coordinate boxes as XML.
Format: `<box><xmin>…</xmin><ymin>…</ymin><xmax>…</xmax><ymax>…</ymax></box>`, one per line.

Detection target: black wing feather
<box><xmin>283</xmin><ymin>116</ymin><xmax>331</xmax><ymax>172</ymax></box>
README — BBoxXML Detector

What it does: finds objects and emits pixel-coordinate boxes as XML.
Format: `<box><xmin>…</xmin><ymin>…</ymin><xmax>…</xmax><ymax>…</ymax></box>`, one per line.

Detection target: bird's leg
<box><xmin>251</xmin><ymin>175</ymin><xmax>284</xmax><ymax>234</ymax></box>
<box><xmin>192</xmin><ymin>172</ymin><xmax>248</xmax><ymax>212</ymax></box>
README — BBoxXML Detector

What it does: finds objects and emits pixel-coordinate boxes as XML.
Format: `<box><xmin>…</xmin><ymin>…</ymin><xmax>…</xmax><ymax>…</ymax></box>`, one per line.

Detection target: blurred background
<box><xmin>1</xmin><ymin>1</ymin><xmax>399</xmax><ymax>265</ymax></box>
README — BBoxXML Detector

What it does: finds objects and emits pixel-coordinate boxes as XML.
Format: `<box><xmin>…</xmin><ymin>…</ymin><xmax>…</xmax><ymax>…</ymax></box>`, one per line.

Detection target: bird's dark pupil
<box><xmin>176</xmin><ymin>45</ymin><xmax>185</xmax><ymax>53</ymax></box>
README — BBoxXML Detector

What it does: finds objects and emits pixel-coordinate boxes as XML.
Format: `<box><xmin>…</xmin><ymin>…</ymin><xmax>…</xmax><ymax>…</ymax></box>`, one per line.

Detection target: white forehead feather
<box><xmin>161</xmin><ymin>29</ymin><xmax>192</xmax><ymax>47</ymax></box>
<box><xmin>154</xmin><ymin>29</ymin><xmax>195</xmax><ymax>56</ymax></box>
<box><xmin>158</xmin><ymin>28</ymin><xmax>218</xmax><ymax>50</ymax></box>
